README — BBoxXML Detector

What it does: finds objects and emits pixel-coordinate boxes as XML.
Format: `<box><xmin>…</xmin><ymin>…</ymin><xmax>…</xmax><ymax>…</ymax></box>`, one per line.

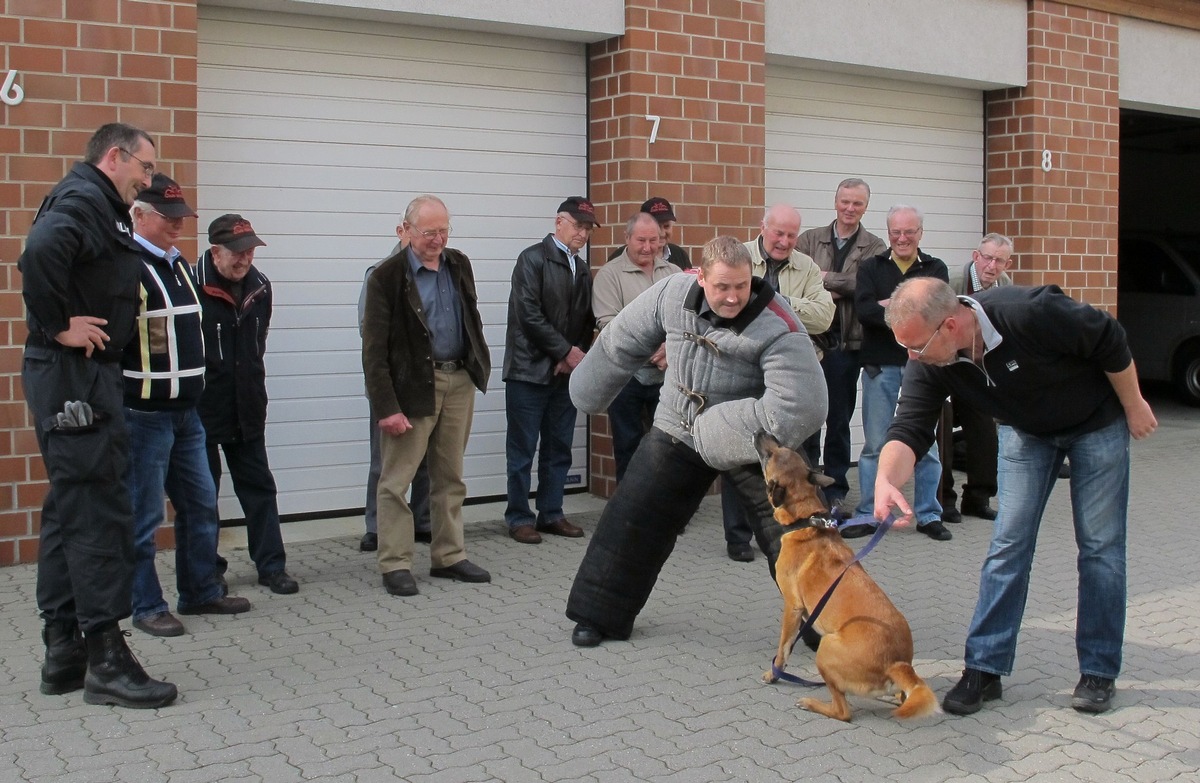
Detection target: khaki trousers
<box><xmin>377</xmin><ymin>367</ymin><xmax>475</xmax><ymax>573</ymax></box>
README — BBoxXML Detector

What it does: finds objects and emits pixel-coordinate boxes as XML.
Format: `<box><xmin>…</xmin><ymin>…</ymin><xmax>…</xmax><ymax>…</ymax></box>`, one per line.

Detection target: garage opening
<box><xmin>1118</xmin><ymin>109</ymin><xmax>1200</xmax><ymax>405</ymax></box>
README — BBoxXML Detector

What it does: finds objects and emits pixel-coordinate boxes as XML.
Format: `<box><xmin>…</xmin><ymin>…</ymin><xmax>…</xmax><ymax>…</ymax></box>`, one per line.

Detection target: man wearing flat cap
<box><xmin>125</xmin><ymin>176</ymin><xmax>252</xmax><ymax>639</ymax></box>
<box><xmin>608</xmin><ymin>197</ymin><xmax>692</xmax><ymax>271</ymax></box>
<box><xmin>196</xmin><ymin>214</ymin><xmax>299</xmax><ymax>596</ymax></box>
<box><xmin>502</xmin><ymin>197</ymin><xmax>597</xmax><ymax>544</ymax></box>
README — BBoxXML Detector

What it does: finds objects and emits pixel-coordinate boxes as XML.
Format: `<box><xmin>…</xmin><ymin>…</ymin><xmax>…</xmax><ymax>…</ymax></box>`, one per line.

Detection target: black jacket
<box><xmin>195</xmin><ymin>249</ymin><xmax>271</xmax><ymax>442</ymax></box>
<box><xmin>890</xmin><ymin>285</ymin><xmax>1132</xmax><ymax>457</ymax></box>
<box><xmin>122</xmin><ymin>242</ymin><xmax>206</xmax><ymax>410</ymax></box>
<box><xmin>503</xmin><ymin>234</ymin><xmax>595</xmax><ymax>385</ymax></box>
<box><xmin>855</xmin><ymin>249</ymin><xmax>949</xmax><ymax>367</ymax></box>
<box><xmin>19</xmin><ymin>162</ymin><xmax>143</xmax><ymax>363</ymax></box>
<box><xmin>361</xmin><ymin>247</ymin><xmax>490</xmax><ymax>420</ymax></box>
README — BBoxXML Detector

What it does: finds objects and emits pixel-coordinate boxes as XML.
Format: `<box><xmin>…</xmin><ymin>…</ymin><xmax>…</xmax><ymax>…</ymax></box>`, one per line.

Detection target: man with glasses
<box><xmin>503</xmin><ymin>197</ymin><xmax>597</xmax><ymax>544</ymax></box>
<box><xmin>874</xmin><ymin>277</ymin><xmax>1156</xmax><ymax>715</ymax></box>
<box><xmin>197</xmin><ymin>214</ymin><xmax>300</xmax><ymax>598</ymax></box>
<box><xmin>124</xmin><ymin>175</ymin><xmax>252</xmax><ymax>638</ymax></box>
<box><xmin>939</xmin><ymin>234</ymin><xmax>1015</xmax><ymax>522</ymax></box>
<box><xmin>19</xmin><ymin>123</ymin><xmax>177</xmax><ymax>707</ymax></box>
<box><xmin>842</xmin><ymin>204</ymin><xmax>952</xmax><ymax>541</ymax></box>
<box><xmin>362</xmin><ymin>195</ymin><xmax>492</xmax><ymax>596</ymax></box>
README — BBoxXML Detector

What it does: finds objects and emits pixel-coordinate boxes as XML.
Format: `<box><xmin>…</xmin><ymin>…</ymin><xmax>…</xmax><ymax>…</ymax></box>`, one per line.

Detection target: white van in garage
<box><xmin>1117</xmin><ymin>234</ymin><xmax>1200</xmax><ymax>406</ymax></box>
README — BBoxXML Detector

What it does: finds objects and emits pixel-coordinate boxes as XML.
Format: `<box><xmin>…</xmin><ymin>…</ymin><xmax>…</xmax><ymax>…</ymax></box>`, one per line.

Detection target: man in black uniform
<box><xmin>19</xmin><ymin>123</ymin><xmax>177</xmax><ymax>708</ymax></box>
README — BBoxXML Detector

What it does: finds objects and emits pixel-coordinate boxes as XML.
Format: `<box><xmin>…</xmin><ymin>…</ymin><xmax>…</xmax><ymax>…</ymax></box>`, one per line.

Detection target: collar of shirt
<box><xmin>550</xmin><ymin>235</ymin><xmax>578</xmax><ymax>276</ymax></box>
<box><xmin>407</xmin><ymin>244</ymin><xmax>445</xmax><ymax>274</ymax></box>
<box><xmin>133</xmin><ymin>232</ymin><xmax>180</xmax><ymax>262</ymax></box>
<box><xmin>960</xmin><ymin>295</ymin><xmax>1004</xmax><ymax>354</ymax></box>
<box><xmin>968</xmin><ymin>262</ymin><xmax>985</xmax><ymax>294</ymax></box>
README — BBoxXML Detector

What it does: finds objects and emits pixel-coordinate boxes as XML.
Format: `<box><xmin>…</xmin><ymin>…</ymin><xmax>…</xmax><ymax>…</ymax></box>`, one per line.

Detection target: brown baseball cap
<box><xmin>208</xmin><ymin>213</ymin><xmax>267</xmax><ymax>252</ymax></box>
<box><xmin>136</xmin><ymin>173</ymin><xmax>197</xmax><ymax>218</ymax></box>
<box><xmin>557</xmin><ymin>196</ymin><xmax>601</xmax><ymax>227</ymax></box>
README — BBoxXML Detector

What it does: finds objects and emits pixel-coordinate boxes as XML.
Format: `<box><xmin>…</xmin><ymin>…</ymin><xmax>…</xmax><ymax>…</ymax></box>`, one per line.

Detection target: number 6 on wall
<box><xmin>645</xmin><ymin>114</ymin><xmax>661</xmax><ymax>145</ymax></box>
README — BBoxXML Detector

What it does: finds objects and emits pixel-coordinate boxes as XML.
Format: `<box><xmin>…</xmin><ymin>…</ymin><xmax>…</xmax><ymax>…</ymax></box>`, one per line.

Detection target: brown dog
<box><xmin>755</xmin><ymin>431</ymin><xmax>937</xmax><ymax>721</ymax></box>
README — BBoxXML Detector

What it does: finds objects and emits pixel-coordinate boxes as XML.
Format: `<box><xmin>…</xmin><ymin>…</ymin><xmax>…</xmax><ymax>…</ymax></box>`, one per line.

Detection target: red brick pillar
<box><xmin>0</xmin><ymin>1</ymin><xmax>198</xmax><ymax>564</ymax></box>
<box><xmin>985</xmin><ymin>0</ymin><xmax>1119</xmax><ymax>311</ymax></box>
<box><xmin>585</xmin><ymin>1</ymin><xmax>767</xmax><ymax>497</ymax></box>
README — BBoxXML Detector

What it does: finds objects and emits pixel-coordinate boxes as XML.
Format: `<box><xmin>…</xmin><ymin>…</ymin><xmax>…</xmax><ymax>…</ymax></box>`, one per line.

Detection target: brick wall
<box><xmin>586</xmin><ymin>0</ymin><xmax>766</xmax><ymax>497</ymax></box>
<box><xmin>0</xmin><ymin>0</ymin><xmax>198</xmax><ymax>564</ymax></box>
<box><xmin>985</xmin><ymin>0</ymin><xmax>1120</xmax><ymax>311</ymax></box>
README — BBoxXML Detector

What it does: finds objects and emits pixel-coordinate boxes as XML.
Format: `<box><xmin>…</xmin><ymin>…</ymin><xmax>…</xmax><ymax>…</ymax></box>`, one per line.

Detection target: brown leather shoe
<box><xmin>509</xmin><ymin>524</ymin><xmax>542</xmax><ymax>544</ymax></box>
<box><xmin>178</xmin><ymin>595</ymin><xmax>252</xmax><ymax>615</ymax></box>
<box><xmin>132</xmin><ymin>612</ymin><xmax>185</xmax><ymax>637</ymax></box>
<box><xmin>536</xmin><ymin>518</ymin><xmax>584</xmax><ymax>538</ymax></box>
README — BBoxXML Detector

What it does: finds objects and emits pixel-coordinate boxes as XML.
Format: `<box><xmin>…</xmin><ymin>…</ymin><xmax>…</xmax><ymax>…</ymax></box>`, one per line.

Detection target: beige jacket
<box><xmin>743</xmin><ymin>238</ymin><xmax>835</xmax><ymax>335</ymax></box>
<box><xmin>592</xmin><ymin>251</ymin><xmax>681</xmax><ymax>384</ymax></box>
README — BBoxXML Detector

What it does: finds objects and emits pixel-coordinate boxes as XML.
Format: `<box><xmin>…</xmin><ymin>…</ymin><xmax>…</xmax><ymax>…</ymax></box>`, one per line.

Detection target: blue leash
<box><xmin>769</xmin><ymin>513</ymin><xmax>896</xmax><ymax>687</ymax></box>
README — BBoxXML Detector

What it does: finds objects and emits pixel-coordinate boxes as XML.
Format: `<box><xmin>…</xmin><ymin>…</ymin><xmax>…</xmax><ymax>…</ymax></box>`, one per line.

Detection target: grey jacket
<box><xmin>570</xmin><ymin>273</ymin><xmax>827</xmax><ymax>470</ymax></box>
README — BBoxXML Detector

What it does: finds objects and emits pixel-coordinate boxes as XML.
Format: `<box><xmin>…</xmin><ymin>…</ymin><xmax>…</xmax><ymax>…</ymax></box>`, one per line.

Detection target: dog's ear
<box><xmin>766</xmin><ymin>478</ymin><xmax>786</xmax><ymax>509</ymax></box>
<box><xmin>809</xmin><ymin>470</ymin><xmax>836</xmax><ymax>489</ymax></box>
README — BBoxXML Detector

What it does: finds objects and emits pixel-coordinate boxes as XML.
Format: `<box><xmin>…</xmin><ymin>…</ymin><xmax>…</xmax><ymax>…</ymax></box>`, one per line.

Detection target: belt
<box><xmin>432</xmin><ymin>358</ymin><xmax>465</xmax><ymax>372</ymax></box>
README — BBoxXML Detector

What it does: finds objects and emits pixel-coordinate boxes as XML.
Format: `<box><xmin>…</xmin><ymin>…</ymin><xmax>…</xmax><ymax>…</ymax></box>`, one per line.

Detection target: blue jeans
<box><xmin>855</xmin><ymin>364</ymin><xmax>942</xmax><ymax>523</ymax></box>
<box><xmin>965</xmin><ymin>417</ymin><xmax>1129</xmax><ymax>679</ymax></box>
<box><xmin>208</xmin><ymin>437</ymin><xmax>287</xmax><ymax>577</ymax></box>
<box><xmin>125</xmin><ymin>407</ymin><xmax>223</xmax><ymax>620</ymax></box>
<box><xmin>607</xmin><ymin>377</ymin><xmax>661</xmax><ymax>483</ymax></box>
<box><xmin>504</xmin><ymin>379</ymin><xmax>578</xmax><ymax>529</ymax></box>
<box><xmin>802</xmin><ymin>348</ymin><xmax>860</xmax><ymax>502</ymax></box>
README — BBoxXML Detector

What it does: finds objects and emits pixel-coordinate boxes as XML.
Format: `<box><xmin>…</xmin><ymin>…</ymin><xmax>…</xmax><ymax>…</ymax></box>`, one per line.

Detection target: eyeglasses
<box><xmin>120</xmin><ymin>148</ymin><xmax>155</xmax><ymax>176</ymax></box>
<box><xmin>149</xmin><ymin>208</ymin><xmax>184</xmax><ymax>225</ymax></box>
<box><xmin>976</xmin><ymin>252</ymin><xmax>1010</xmax><ymax>267</ymax></box>
<box><xmin>897</xmin><ymin>318</ymin><xmax>947</xmax><ymax>358</ymax></box>
<box><xmin>411</xmin><ymin>227</ymin><xmax>451</xmax><ymax>240</ymax></box>
<box><xmin>887</xmin><ymin>228</ymin><xmax>921</xmax><ymax>239</ymax></box>
<box><xmin>563</xmin><ymin>217</ymin><xmax>595</xmax><ymax>233</ymax></box>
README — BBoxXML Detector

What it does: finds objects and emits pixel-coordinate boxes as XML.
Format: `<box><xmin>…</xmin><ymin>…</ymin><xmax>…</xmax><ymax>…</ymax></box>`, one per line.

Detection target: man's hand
<box><xmin>874</xmin><ymin>480</ymin><xmax>914</xmax><ymax>526</ymax></box>
<box><xmin>379</xmin><ymin>412</ymin><xmax>413</xmax><ymax>436</ymax></box>
<box><xmin>563</xmin><ymin>346</ymin><xmax>586</xmax><ymax>370</ymax></box>
<box><xmin>650</xmin><ymin>343</ymin><xmax>667</xmax><ymax>370</ymax></box>
<box><xmin>1125</xmin><ymin>398</ymin><xmax>1158</xmax><ymax>440</ymax></box>
<box><xmin>55</xmin><ymin>316</ymin><xmax>109</xmax><ymax>357</ymax></box>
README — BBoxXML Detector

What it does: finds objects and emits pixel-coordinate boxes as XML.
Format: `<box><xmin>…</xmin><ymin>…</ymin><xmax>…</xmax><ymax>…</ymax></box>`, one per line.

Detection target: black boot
<box><xmin>83</xmin><ymin>625</ymin><xmax>178</xmax><ymax>709</ymax></box>
<box><xmin>40</xmin><ymin>621</ymin><xmax>87</xmax><ymax>695</ymax></box>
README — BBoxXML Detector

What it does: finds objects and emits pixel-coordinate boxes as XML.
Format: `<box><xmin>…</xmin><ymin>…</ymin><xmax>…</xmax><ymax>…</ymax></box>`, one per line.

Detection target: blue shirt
<box><xmin>551</xmin><ymin>235</ymin><xmax>578</xmax><ymax>277</ymax></box>
<box><xmin>407</xmin><ymin>247</ymin><xmax>464</xmax><ymax>362</ymax></box>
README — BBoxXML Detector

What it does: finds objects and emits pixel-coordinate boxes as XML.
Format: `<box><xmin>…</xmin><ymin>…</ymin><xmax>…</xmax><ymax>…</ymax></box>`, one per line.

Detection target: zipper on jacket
<box><xmin>217</xmin><ymin>323</ymin><xmax>223</xmax><ymax>361</ymax></box>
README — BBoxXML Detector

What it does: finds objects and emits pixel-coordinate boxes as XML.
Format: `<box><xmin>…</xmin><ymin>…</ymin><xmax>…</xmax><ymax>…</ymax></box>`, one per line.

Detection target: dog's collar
<box><xmin>801</xmin><ymin>515</ymin><xmax>841</xmax><ymax>530</ymax></box>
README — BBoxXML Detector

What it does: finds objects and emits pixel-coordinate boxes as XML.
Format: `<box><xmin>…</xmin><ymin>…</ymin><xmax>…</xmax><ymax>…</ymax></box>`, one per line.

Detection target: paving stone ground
<box><xmin>2</xmin><ymin>386</ymin><xmax>1197</xmax><ymax>782</ymax></box>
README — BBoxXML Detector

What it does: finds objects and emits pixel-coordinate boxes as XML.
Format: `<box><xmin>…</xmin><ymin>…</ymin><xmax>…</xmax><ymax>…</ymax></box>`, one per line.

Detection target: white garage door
<box><xmin>197</xmin><ymin>7</ymin><xmax>588</xmax><ymax>518</ymax></box>
<box><xmin>765</xmin><ymin>66</ymin><xmax>984</xmax><ymax>461</ymax></box>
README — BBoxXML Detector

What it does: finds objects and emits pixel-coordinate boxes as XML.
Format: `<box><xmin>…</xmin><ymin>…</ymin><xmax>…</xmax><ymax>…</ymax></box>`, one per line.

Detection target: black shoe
<box><xmin>382</xmin><ymin>569</ymin><xmax>418</xmax><ymax>596</ymax></box>
<box><xmin>216</xmin><ymin>572</ymin><xmax>229</xmax><ymax>597</ymax></box>
<box><xmin>571</xmin><ymin>623</ymin><xmax>604</xmax><ymax>647</ymax></box>
<box><xmin>258</xmin><ymin>571</ymin><xmax>299</xmax><ymax>595</ymax></box>
<box><xmin>917</xmin><ymin>519</ymin><xmax>953</xmax><ymax>541</ymax></box>
<box><xmin>414</xmin><ymin>529</ymin><xmax>432</xmax><ymax>544</ymax></box>
<box><xmin>1058</xmin><ymin>461</ymin><xmax>1071</xmax><ymax>479</ymax></box>
<box><xmin>178</xmin><ymin>595</ymin><xmax>252</xmax><ymax>615</ymax></box>
<box><xmin>942</xmin><ymin>507</ymin><xmax>963</xmax><ymax>524</ymax></box>
<box><xmin>132</xmin><ymin>612</ymin><xmax>185</xmax><ymax>638</ymax></box>
<box><xmin>359</xmin><ymin>532</ymin><xmax>378</xmax><ymax>552</ymax></box>
<box><xmin>961</xmin><ymin>501</ymin><xmax>998</xmax><ymax>520</ymax></box>
<box><xmin>1071</xmin><ymin>675</ymin><xmax>1115</xmax><ymax>713</ymax></box>
<box><xmin>430</xmin><ymin>560</ymin><xmax>491</xmax><ymax>583</ymax></box>
<box><xmin>839</xmin><ymin>522</ymin><xmax>876</xmax><ymax>539</ymax></box>
<box><xmin>726</xmin><ymin>542</ymin><xmax>754</xmax><ymax>562</ymax></box>
<box><xmin>40</xmin><ymin>621</ymin><xmax>87</xmax><ymax>695</ymax></box>
<box><xmin>943</xmin><ymin>668</ymin><xmax>1002</xmax><ymax>715</ymax></box>
<box><xmin>82</xmin><ymin>626</ymin><xmax>177</xmax><ymax>709</ymax></box>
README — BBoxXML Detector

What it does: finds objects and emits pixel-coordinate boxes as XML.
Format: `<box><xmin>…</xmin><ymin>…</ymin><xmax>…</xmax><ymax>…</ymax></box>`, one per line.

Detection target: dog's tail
<box><xmin>887</xmin><ymin>662</ymin><xmax>940</xmax><ymax>720</ymax></box>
